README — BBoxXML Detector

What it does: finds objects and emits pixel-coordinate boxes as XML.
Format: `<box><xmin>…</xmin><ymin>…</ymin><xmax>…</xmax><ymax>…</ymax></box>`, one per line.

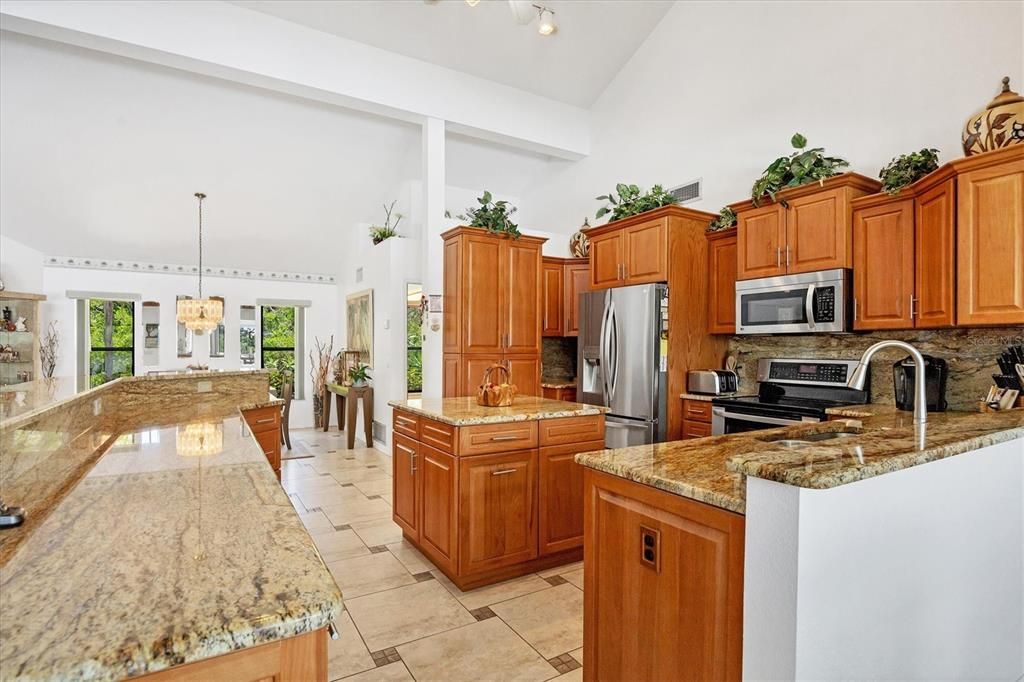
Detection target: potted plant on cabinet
<box><xmin>595</xmin><ymin>183</ymin><xmax>677</xmax><ymax>222</ymax></box>
<box><xmin>751</xmin><ymin>133</ymin><xmax>849</xmax><ymax>206</ymax></box>
<box><xmin>707</xmin><ymin>206</ymin><xmax>737</xmax><ymax>232</ymax></box>
<box><xmin>369</xmin><ymin>200</ymin><xmax>403</xmax><ymax>245</ymax></box>
<box><xmin>348</xmin><ymin>362</ymin><xmax>371</xmax><ymax>388</ymax></box>
<box><xmin>878</xmin><ymin>148</ymin><xmax>940</xmax><ymax>195</ymax></box>
<box><xmin>458</xmin><ymin>191</ymin><xmax>521</xmax><ymax>239</ymax></box>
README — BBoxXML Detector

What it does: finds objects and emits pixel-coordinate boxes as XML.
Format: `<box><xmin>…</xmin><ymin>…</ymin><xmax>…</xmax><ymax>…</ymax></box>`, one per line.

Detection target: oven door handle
<box><xmin>712</xmin><ymin>407</ymin><xmax>813</xmax><ymax>426</ymax></box>
<box><xmin>805</xmin><ymin>284</ymin><xmax>816</xmax><ymax>330</ymax></box>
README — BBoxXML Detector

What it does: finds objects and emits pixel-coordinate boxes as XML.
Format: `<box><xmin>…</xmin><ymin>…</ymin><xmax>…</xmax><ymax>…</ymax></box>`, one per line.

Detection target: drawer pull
<box><xmin>490</xmin><ymin>435</ymin><xmax>523</xmax><ymax>442</ymax></box>
<box><xmin>492</xmin><ymin>469</ymin><xmax>517</xmax><ymax>476</ymax></box>
<box><xmin>410</xmin><ymin>452</ymin><xmax>417</xmax><ymax>476</ymax></box>
<box><xmin>255</xmin><ymin>417</ymin><xmax>276</xmax><ymax>424</ymax></box>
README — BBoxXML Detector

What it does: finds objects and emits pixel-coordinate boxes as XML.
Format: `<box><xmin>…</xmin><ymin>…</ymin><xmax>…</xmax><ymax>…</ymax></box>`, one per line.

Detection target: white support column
<box><xmin>420</xmin><ymin>117</ymin><xmax>446</xmax><ymax>399</ymax></box>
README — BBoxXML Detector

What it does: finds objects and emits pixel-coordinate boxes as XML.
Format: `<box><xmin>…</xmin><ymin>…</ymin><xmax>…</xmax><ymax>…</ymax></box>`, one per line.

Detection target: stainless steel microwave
<box><xmin>735</xmin><ymin>269</ymin><xmax>850</xmax><ymax>334</ymax></box>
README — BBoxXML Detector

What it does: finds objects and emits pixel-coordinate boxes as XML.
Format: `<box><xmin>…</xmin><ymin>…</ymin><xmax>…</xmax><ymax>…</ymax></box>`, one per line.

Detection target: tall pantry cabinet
<box><xmin>442</xmin><ymin>227</ymin><xmax>545</xmax><ymax>398</ymax></box>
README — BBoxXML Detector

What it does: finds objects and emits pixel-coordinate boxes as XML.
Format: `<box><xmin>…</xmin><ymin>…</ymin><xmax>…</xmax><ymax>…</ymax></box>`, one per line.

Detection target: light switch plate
<box><xmin>197</xmin><ymin>381</ymin><xmax>212</xmax><ymax>393</ymax></box>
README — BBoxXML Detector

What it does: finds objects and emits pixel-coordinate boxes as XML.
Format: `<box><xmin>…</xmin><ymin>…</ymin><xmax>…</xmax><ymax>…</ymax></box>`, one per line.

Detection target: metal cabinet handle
<box><xmin>492</xmin><ymin>469</ymin><xmax>517</xmax><ymax>476</ymax></box>
<box><xmin>909</xmin><ymin>295</ymin><xmax>917</xmax><ymax>319</ymax></box>
<box><xmin>776</xmin><ymin>247</ymin><xmax>782</xmax><ymax>268</ymax></box>
<box><xmin>255</xmin><ymin>417</ymin><xmax>275</xmax><ymax>424</ymax></box>
<box><xmin>853</xmin><ymin>298</ymin><xmax>858</xmax><ymax>322</ymax></box>
<box><xmin>410</xmin><ymin>452</ymin><xmax>417</xmax><ymax>475</ymax></box>
<box><xmin>785</xmin><ymin>245</ymin><xmax>791</xmax><ymax>268</ymax></box>
<box><xmin>491</xmin><ymin>434</ymin><xmax>522</xmax><ymax>441</ymax></box>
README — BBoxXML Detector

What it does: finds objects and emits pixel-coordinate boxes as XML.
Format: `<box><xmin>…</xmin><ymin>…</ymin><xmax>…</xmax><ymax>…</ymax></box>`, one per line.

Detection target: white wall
<box><xmin>0</xmin><ymin>234</ymin><xmax>44</xmax><ymax>293</ymax></box>
<box><xmin>519</xmin><ymin>1</ymin><xmax>1024</xmax><ymax>228</ymax></box>
<box><xmin>743</xmin><ymin>438</ymin><xmax>1024</xmax><ymax>679</ymax></box>
<box><xmin>41</xmin><ymin>265</ymin><xmax>337</xmax><ymax>429</ymax></box>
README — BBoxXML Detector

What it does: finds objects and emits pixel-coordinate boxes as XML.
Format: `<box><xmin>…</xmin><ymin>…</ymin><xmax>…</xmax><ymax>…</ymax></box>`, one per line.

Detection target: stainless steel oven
<box><xmin>735</xmin><ymin>269</ymin><xmax>850</xmax><ymax>334</ymax></box>
<box><xmin>711</xmin><ymin>407</ymin><xmax>820</xmax><ymax>435</ymax></box>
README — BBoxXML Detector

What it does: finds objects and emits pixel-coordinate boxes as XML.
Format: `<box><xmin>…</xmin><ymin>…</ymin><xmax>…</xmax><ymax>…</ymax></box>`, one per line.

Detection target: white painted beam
<box><xmin>420</xmin><ymin>117</ymin><xmax>446</xmax><ymax>400</ymax></box>
<box><xmin>0</xmin><ymin>0</ymin><xmax>590</xmax><ymax>160</ymax></box>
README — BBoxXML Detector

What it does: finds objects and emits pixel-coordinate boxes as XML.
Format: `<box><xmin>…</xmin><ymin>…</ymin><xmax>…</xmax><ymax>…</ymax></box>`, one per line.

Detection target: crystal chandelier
<box><xmin>176</xmin><ymin>421</ymin><xmax>224</xmax><ymax>457</ymax></box>
<box><xmin>176</xmin><ymin>192</ymin><xmax>223</xmax><ymax>333</ymax></box>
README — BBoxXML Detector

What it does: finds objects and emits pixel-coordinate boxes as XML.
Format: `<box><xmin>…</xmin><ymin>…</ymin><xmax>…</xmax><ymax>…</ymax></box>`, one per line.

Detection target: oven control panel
<box><xmin>757</xmin><ymin>358</ymin><xmax>860</xmax><ymax>386</ymax></box>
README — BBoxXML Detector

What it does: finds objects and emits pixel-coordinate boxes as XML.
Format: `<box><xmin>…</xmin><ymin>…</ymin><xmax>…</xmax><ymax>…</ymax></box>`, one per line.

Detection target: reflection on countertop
<box><xmin>576</xmin><ymin>406</ymin><xmax>1024</xmax><ymax>514</ymax></box>
<box><xmin>389</xmin><ymin>395</ymin><xmax>607</xmax><ymax>425</ymax></box>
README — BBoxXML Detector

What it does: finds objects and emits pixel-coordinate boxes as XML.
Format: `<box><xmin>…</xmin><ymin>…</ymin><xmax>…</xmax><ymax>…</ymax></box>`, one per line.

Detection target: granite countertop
<box><xmin>389</xmin><ymin>396</ymin><xmax>607</xmax><ymax>425</ymax></box>
<box><xmin>540</xmin><ymin>380</ymin><xmax>576</xmax><ymax>389</ymax></box>
<box><xmin>576</xmin><ymin>407</ymin><xmax>1024</xmax><ymax>514</ymax></box>
<box><xmin>0</xmin><ymin>374</ymin><xmax>341</xmax><ymax>681</ymax></box>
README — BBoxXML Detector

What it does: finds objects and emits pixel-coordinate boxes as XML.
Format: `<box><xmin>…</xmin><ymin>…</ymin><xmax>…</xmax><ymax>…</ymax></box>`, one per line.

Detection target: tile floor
<box><xmin>283</xmin><ymin>428</ymin><xmax>585</xmax><ymax>682</ymax></box>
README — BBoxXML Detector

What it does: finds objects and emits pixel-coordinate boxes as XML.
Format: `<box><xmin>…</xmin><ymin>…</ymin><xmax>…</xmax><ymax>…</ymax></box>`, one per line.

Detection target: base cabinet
<box><xmin>419</xmin><ymin>444</ymin><xmax>457</xmax><ymax>574</ymax></box>
<box><xmin>583</xmin><ymin>469</ymin><xmax>744</xmax><ymax>682</ymax></box>
<box><xmin>392</xmin><ymin>434</ymin><xmax>419</xmax><ymax>537</ymax></box>
<box><xmin>539</xmin><ymin>442</ymin><xmax>601</xmax><ymax>555</ymax></box>
<box><xmin>241</xmin><ymin>405</ymin><xmax>282</xmax><ymax>480</ymax></box>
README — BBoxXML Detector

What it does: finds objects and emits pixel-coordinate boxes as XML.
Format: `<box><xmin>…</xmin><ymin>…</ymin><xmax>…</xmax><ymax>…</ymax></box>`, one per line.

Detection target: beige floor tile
<box><xmin>352</xmin><ymin>477</ymin><xmax>393</xmax><ymax>497</ymax></box>
<box><xmin>433</xmin><ymin>570</ymin><xmax>554</xmax><ymax>611</ymax></box>
<box><xmin>569</xmin><ymin>648</ymin><xmax>583</xmax><ymax>665</ymax></box>
<box><xmin>350</xmin><ymin>518</ymin><xmax>404</xmax><ymax>548</ymax></box>
<box><xmin>562</xmin><ymin>568</ymin><xmax>584</xmax><ymax>590</ymax></box>
<box><xmin>327</xmin><ymin>551</ymin><xmax>417</xmax><ymax>599</ymax></box>
<box><xmin>328</xmin><ymin>611</ymin><xmax>375</xmax><ymax>681</ymax></box>
<box><xmin>341</xmin><ymin>661</ymin><xmax>412</xmax><ymax>681</ymax></box>
<box><xmin>285</xmin><ymin>473</ymin><xmax>350</xmax><ymax>496</ymax></box>
<box><xmin>491</xmin><ymin>583</ymin><xmax>584</xmax><ymax>659</ymax></box>
<box><xmin>311</xmin><ymin>528</ymin><xmax>371</xmax><ymax>562</ymax></box>
<box><xmin>378</xmin><ymin>493</ymin><xmax>392</xmax><ymax>507</ymax></box>
<box><xmin>298</xmin><ymin>510</ymin><xmax>334</xmax><ymax>532</ymax></box>
<box><xmin>298</xmin><ymin>485</ymin><xmax>366</xmax><ymax>511</ymax></box>
<box><xmin>345</xmin><ymin>580</ymin><xmax>475</xmax><ymax>652</ymax></box>
<box><xmin>552</xmin><ymin>668</ymin><xmax>583</xmax><ymax>681</ymax></box>
<box><xmin>537</xmin><ymin>561</ymin><xmax>582</xmax><ymax>578</ymax></box>
<box><xmin>321</xmin><ymin>497</ymin><xmax>392</xmax><ymax>527</ymax></box>
<box><xmin>333</xmin><ymin>466</ymin><xmax>392</xmax><ymax>485</ymax></box>
<box><xmin>397</xmin><ymin>616</ymin><xmax>557</xmax><ymax>682</ymax></box>
<box><xmin>386</xmin><ymin>540</ymin><xmax>433</xmax><ymax>574</ymax></box>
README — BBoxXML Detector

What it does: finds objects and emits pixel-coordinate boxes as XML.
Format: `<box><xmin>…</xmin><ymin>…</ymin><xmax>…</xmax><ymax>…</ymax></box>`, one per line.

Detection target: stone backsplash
<box><xmin>728</xmin><ymin>327</ymin><xmax>1023</xmax><ymax>411</ymax></box>
<box><xmin>542</xmin><ymin>337</ymin><xmax>577</xmax><ymax>381</ymax></box>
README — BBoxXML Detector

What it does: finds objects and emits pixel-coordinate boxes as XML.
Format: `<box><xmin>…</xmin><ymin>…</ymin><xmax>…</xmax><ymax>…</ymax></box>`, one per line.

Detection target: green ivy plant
<box><xmin>459</xmin><ymin>191</ymin><xmax>521</xmax><ymax>239</ymax></box>
<box><xmin>707</xmin><ymin>206</ymin><xmax>737</xmax><ymax>232</ymax></box>
<box><xmin>595</xmin><ymin>183</ymin><xmax>677</xmax><ymax>222</ymax></box>
<box><xmin>369</xmin><ymin>200</ymin><xmax>403</xmax><ymax>245</ymax></box>
<box><xmin>878</xmin><ymin>148</ymin><xmax>940</xmax><ymax>196</ymax></box>
<box><xmin>751</xmin><ymin>133</ymin><xmax>849</xmax><ymax>207</ymax></box>
<box><xmin>348</xmin><ymin>362</ymin><xmax>372</xmax><ymax>385</ymax></box>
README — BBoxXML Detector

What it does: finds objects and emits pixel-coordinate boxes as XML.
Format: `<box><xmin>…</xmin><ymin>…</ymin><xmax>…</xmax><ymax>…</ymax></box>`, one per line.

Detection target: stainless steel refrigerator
<box><xmin>577</xmin><ymin>283</ymin><xmax>668</xmax><ymax>448</ymax></box>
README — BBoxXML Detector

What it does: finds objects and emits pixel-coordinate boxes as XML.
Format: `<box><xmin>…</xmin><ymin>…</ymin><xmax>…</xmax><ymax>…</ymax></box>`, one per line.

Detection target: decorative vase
<box><xmin>352</xmin><ymin>379</ymin><xmax>367</xmax><ymax>388</ymax></box>
<box><xmin>569</xmin><ymin>218</ymin><xmax>591</xmax><ymax>258</ymax></box>
<box><xmin>962</xmin><ymin>76</ymin><xmax>1024</xmax><ymax>156</ymax></box>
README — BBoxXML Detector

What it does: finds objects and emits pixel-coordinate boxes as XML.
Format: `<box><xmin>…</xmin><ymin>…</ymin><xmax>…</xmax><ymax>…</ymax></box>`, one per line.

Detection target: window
<box><xmin>261</xmin><ymin>305</ymin><xmax>296</xmax><ymax>397</ymax></box>
<box><xmin>240</xmin><ymin>305</ymin><xmax>256</xmax><ymax>365</ymax></box>
<box><xmin>209</xmin><ymin>296</ymin><xmax>226</xmax><ymax>358</ymax></box>
<box><xmin>89</xmin><ymin>300</ymin><xmax>134</xmax><ymax>387</ymax></box>
<box><xmin>407</xmin><ymin>283</ymin><xmax>423</xmax><ymax>396</ymax></box>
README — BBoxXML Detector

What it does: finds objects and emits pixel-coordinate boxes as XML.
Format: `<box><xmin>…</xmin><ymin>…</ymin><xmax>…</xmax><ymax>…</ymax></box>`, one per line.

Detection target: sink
<box><xmin>772</xmin><ymin>439</ymin><xmax>812</xmax><ymax>448</ymax></box>
<box><xmin>803</xmin><ymin>431</ymin><xmax>861</xmax><ymax>442</ymax></box>
<box><xmin>760</xmin><ymin>429</ymin><xmax>863</xmax><ymax>448</ymax></box>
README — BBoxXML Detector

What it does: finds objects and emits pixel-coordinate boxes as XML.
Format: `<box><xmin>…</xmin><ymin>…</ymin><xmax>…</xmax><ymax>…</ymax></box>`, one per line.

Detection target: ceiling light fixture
<box><xmin>176</xmin><ymin>192</ymin><xmax>223</xmax><ymax>334</ymax></box>
<box><xmin>534</xmin><ymin>4</ymin><xmax>556</xmax><ymax>35</ymax></box>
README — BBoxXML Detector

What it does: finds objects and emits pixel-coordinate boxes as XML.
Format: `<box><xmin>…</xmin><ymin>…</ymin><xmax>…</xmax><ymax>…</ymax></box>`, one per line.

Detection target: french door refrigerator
<box><xmin>577</xmin><ymin>283</ymin><xmax>668</xmax><ymax>448</ymax></box>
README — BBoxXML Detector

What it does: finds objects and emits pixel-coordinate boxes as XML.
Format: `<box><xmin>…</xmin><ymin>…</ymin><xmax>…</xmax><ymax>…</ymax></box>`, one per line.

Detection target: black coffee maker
<box><xmin>893</xmin><ymin>354</ymin><xmax>948</xmax><ymax>412</ymax></box>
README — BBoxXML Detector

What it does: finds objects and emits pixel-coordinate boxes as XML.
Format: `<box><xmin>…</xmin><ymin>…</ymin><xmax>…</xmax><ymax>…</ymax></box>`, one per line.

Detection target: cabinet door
<box><xmin>623</xmin><ymin>218</ymin><xmax>668</xmax><ymax>284</ymax></box>
<box><xmin>442</xmin><ymin>354</ymin><xmax>460</xmax><ymax>398</ymax></box>
<box><xmin>503</xmin><ymin>239</ymin><xmax>542</xmax><ymax>354</ymax></box>
<box><xmin>459</xmin><ymin>450</ymin><xmax>538</xmax><ymax>575</ymax></box>
<box><xmin>852</xmin><ymin>199</ymin><xmax>915</xmax><ymax>330</ymax></box>
<box><xmin>589</xmin><ymin>231</ymin><xmax>623</xmax><ymax>289</ymax></box>
<box><xmin>505</xmin><ymin>355</ymin><xmax>541</xmax><ymax>398</ymax></box>
<box><xmin>706</xmin><ymin>232</ymin><xmax>737</xmax><ymax>334</ymax></box>
<box><xmin>564</xmin><ymin>262</ymin><xmax>590</xmax><ymax>336</ymax></box>
<box><xmin>914</xmin><ymin>178</ymin><xmax>956</xmax><ymax>328</ymax></box>
<box><xmin>787</xmin><ymin>187</ymin><xmax>850</xmax><ymax>274</ymax></box>
<box><xmin>462</xmin><ymin>234</ymin><xmax>504</xmax><ymax>354</ymax></box>
<box><xmin>542</xmin><ymin>259</ymin><xmax>564</xmax><ymax>337</ymax></box>
<box><xmin>957</xmin><ymin>157</ymin><xmax>1024</xmax><ymax>325</ymax></box>
<box><xmin>460</xmin><ymin>355</ymin><xmax>504</xmax><ymax>397</ymax></box>
<box><xmin>392</xmin><ymin>434</ymin><xmax>420</xmax><ymax>540</ymax></box>
<box><xmin>539</xmin><ymin>442</ymin><xmax>599</xmax><ymax>555</ymax></box>
<box><xmin>443</xmin><ymin>237</ymin><xmax>461</xmax><ymax>353</ymax></box>
<box><xmin>584</xmin><ymin>469</ymin><xmax>744</xmax><ymax>681</ymax></box>
<box><xmin>736</xmin><ymin>203</ymin><xmax>786</xmax><ymax>279</ymax></box>
<box><xmin>419</xmin><ymin>444</ymin><xmax>457</xmax><ymax>574</ymax></box>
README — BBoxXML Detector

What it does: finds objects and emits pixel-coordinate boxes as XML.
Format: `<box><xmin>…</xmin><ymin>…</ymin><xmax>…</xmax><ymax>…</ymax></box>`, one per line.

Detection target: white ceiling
<box><xmin>228</xmin><ymin>0</ymin><xmax>674</xmax><ymax>108</ymax></box>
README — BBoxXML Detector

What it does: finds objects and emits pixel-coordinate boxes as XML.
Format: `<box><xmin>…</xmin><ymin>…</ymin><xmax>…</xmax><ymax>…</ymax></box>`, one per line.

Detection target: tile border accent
<box><xmin>44</xmin><ymin>255</ymin><xmax>337</xmax><ymax>285</ymax></box>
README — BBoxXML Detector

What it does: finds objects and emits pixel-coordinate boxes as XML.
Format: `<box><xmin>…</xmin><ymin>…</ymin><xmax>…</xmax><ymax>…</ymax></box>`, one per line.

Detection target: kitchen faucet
<box><xmin>847</xmin><ymin>340</ymin><xmax>928</xmax><ymax>424</ymax></box>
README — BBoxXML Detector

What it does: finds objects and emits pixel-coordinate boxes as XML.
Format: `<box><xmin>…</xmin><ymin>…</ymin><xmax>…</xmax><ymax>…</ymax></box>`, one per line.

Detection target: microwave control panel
<box><xmin>813</xmin><ymin>286</ymin><xmax>836</xmax><ymax>322</ymax></box>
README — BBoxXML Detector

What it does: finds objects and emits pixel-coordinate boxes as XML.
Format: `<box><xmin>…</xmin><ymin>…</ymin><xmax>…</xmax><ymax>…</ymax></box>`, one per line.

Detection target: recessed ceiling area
<box><xmin>228</xmin><ymin>0</ymin><xmax>674</xmax><ymax>107</ymax></box>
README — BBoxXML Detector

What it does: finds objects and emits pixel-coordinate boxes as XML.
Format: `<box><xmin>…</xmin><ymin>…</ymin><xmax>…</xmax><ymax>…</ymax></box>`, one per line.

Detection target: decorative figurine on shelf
<box><xmin>14</xmin><ymin>317</ymin><xmax>27</xmax><ymax>332</ymax></box>
<box><xmin>2</xmin><ymin>306</ymin><xmax>11</xmax><ymax>323</ymax></box>
<box><xmin>963</xmin><ymin>76</ymin><xmax>1024</xmax><ymax>155</ymax></box>
<box><xmin>569</xmin><ymin>217</ymin><xmax>591</xmax><ymax>258</ymax></box>
<box><xmin>0</xmin><ymin>345</ymin><xmax>18</xmax><ymax>362</ymax></box>
<box><xmin>4</xmin><ymin>321</ymin><xmax>15</xmax><ymax>332</ymax></box>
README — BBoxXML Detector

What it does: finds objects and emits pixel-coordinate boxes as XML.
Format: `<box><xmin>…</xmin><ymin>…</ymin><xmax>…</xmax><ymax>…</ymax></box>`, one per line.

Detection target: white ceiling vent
<box><xmin>668</xmin><ymin>179</ymin><xmax>702</xmax><ymax>205</ymax></box>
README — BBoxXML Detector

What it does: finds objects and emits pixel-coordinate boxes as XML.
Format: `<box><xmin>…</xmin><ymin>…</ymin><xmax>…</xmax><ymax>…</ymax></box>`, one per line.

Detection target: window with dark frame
<box><xmin>89</xmin><ymin>299</ymin><xmax>135</xmax><ymax>387</ymax></box>
<box><xmin>260</xmin><ymin>305</ymin><xmax>296</xmax><ymax>396</ymax></box>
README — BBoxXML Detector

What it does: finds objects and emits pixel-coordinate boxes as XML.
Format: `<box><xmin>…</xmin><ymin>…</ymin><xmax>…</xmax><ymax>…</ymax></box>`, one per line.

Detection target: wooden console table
<box><xmin>324</xmin><ymin>383</ymin><xmax>373</xmax><ymax>449</ymax></box>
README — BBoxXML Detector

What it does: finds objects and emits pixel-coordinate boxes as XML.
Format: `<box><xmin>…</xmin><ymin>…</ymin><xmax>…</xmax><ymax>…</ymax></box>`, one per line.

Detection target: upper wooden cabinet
<box><xmin>587</xmin><ymin>213</ymin><xmax>669</xmax><ymax>289</ymax></box>
<box><xmin>542</xmin><ymin>257</ymin><xmax>565</xmax><ymax>337</ymax></box>
<box><xmin>732</xmin><ymin>173</ymin><xmax>881</xmax><ymax>280</ymax></box>
<box><xmin>953</xmin><ymin>146</ymin><xmax>1024</xmax><ymax>326</ymax></box>
<box><xmin>442</xmin><ymin>227</ymin><xmax>545</xmax><ymax>355</ymax></box>
<box><xmin>706</xmin><ymin>229</ymin><xmax>738</xmax><ymax>334</ymax></box>
<box><xmin>564</xmin><ymin>259</ymin><xmax>589</xmax><ymax>337</ymax></box>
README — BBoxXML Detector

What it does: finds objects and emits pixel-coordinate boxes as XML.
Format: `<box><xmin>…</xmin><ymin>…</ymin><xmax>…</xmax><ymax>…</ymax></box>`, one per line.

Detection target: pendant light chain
<box><xmin>196</xmin><ymin>192</ymin><xmax>206</xmax><ymax>300</ymax></box>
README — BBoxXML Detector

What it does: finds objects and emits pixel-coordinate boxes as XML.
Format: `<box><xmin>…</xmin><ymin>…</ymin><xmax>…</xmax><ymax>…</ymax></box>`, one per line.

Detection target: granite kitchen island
<box><xmin>0</xmin><ymin>372</ymin><xmax>342</xmax><ymax>681</ymax></box>
<box><xmin>575</xmin><ymin>406</ymin><xmax>1024</xmax><ymax>680</ymax></box>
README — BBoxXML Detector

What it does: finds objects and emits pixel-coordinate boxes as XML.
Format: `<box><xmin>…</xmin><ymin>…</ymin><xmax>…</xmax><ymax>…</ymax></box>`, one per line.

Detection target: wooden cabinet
<box><xmin>914</xmin><ymin>178</ymin><xmax>957</xmax><ymax>327</ymax></box>
<box><xmin>392</xmin><ymin>410</ymin><xmax>603</xmax><ymax>590</ymax></box>
<box><xmin>241</xmin><ymin>405</ymin><xmax>282</xmax><ymax>480</ymax></box>
<box><xmin>542</xmin><ymin>384</ymin><xmax>577</xmax><ymax>402</ymax></box>
<box><xmin>564</xmin><ymin>259</ymin><xmax>590</xmax><ymax>336</ymax></box>
<box><xmin>505</xmin><ymin>355</ymin><xmax>541</xmax><ymax>397</ymax></box>
<box><xmin>442</xmin><ymin>227</ymin><xmax>545</xmax><ymax>397</ymax></box>
<box><xmin>852</xmin><ymin>197</ymin><xmax>916</xmax><ymax>329</ymax></box>
<box><xmin>706</xmin><ymin>230</ymin><xmax>738</xmax><ymax>334</ymax></box>
<box><xmin>681</xmin><ymin>399</ymin><xmax>713</xmax><ymax>440</ymax></box>
<box><xmin>588</xmin><ymin>216</ymin><xmax>669</xmax><ymax>289</ymax></box>
<box><xmin>733</xmin><ymin>174</ymin><xmax>880</xmax><ymax>280</ymax></box>
<box><xmin>583</xmin><ymin>468</ymin><xmax>744</xmax><ymax>682</ymax></box>
<box><xmin>542</xmin><ymin>257</ymin><xmax>564</xmax><ymax>337</ymax></box>
<box><xmin>445</xmin><ymin>354</ymin><xmax>540</xmax><ymax>399</ymax></box>
<box><xmin>954</xmin><ymin>146</ymin><xmax>1024</xmax><ymax>326</ymax></box>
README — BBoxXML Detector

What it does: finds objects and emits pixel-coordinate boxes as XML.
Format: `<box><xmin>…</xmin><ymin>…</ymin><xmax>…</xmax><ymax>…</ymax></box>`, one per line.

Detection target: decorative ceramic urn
<box><xmin>569</xmin><ymin>218</ymin><xmax>591</xmax><ymax>257</ymax></box>
<box><xmin>962</xmin><ymin>76</ymin><xmax>1024</xmax><ymax>156</ymax></box>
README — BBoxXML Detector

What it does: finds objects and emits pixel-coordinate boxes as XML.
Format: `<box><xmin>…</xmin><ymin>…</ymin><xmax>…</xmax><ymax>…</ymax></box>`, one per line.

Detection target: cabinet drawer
<box><xmin>393</xmin><ymin>410</ymin><xmax>421</xmax><ymax>439</ymax></box>
<box><xmin>539</xmin><ymin>415</ymin><xmax>605</xmax><ymax>446</ymax></box>
<box><xmin>459</xmin><ymin>421</ymin><xmax>538</xmax><ymax>456</ymax></box>
<box><xmin>244</xmin><ymin>406</ymin><xmax>280</xmax><ymax>434</ymax></box>
<box><xmin>682</xmin><ymin>400</ymin><xmax>712</xmax><ymax>424</ymax></box>
<box><xmin>421</xmin><ymin>418</ymin><xmax>457</xmax><ymax>454</ymax></box>
<box><xmin>682</xmin><ymin>419</ymin><xmax>712</xmax><ymax>439</ymax></box>
<box><xmin>255</xmin><ymin>428</ymin><xmax>280</xmax><ymax>470</ymax></box>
